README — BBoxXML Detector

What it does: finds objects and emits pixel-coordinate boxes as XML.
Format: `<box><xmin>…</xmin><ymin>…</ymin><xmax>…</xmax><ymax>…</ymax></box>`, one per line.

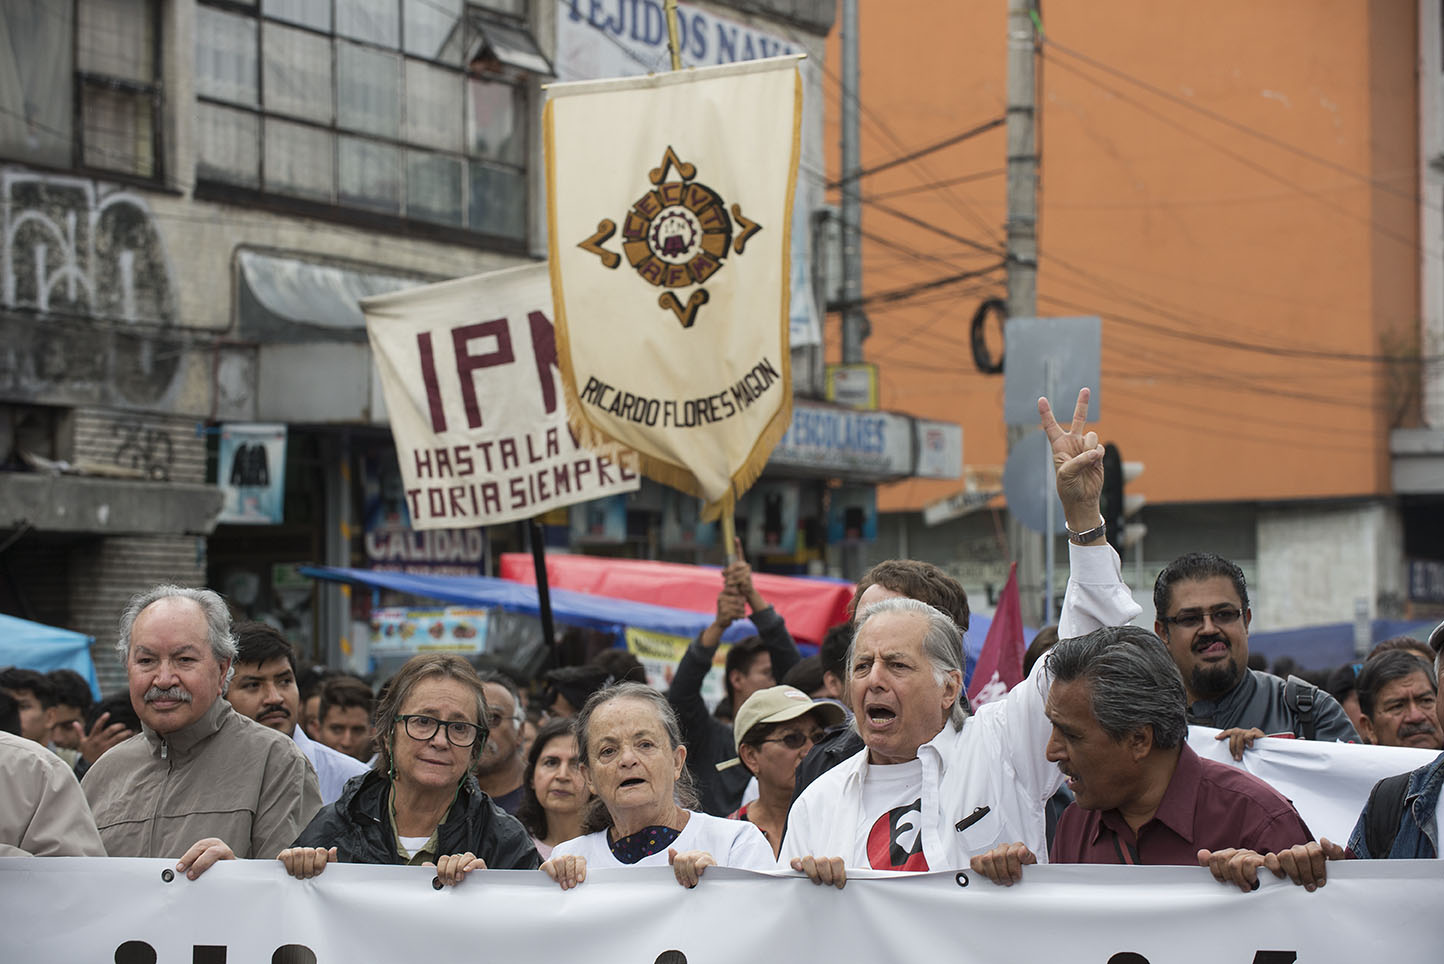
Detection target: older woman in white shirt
<box><xmin>542</xmin><ymin>682</ymin><xmax>773</xmax><ymax>889</ymax></box>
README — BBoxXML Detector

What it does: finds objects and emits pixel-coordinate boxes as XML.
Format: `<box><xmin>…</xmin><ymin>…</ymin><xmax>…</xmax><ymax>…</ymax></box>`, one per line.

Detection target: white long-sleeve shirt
<box><xmin>779</xmin><ymin>653</ymin><xmax>1063</xmax><ymax>871</ymax></box>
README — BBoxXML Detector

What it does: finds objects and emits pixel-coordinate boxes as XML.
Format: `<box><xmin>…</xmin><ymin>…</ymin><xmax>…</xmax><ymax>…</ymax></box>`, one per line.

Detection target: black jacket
<box><xmin>668</xmin><ymin>606</ymin><xmax>799</xmax><ymax>817</ymax></box>
<box><xmin>1188</xmin><ymin>668</ymin><xmax>1358</xmax><ymax>742</ymax></box>
<box><xmin>294</xmin><ymin>769</ymin><xmax>540</xmax><ymax>869</ymax></box>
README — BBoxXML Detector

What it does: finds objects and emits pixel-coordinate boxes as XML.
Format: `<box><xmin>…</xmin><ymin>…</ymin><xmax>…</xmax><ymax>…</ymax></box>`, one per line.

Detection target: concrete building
<box><xmin>2</xmin><ymin>0</ymin><xmax>888</xmax><ymax>682</ymax></box>
<box><xmin>827</xmin><ymin>1</ymin><xmax>1439</xmax><ymax>648</ymax></box>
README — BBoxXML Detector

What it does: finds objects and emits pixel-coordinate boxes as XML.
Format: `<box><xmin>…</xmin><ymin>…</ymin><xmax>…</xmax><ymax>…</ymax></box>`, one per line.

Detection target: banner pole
<box><xmin>664</xmin><ymin>0</ymin><xmax>683</xmax><ymax>70</ymax></box>
<box><xmin>721</xmin><ymin>508</ymin><xmax>738</xmax><ymax>565</ymax></box>
<box><xmin>528</xmin><ymin>518</ymin><xmax>557</xmax><ymax>658</ymax></box>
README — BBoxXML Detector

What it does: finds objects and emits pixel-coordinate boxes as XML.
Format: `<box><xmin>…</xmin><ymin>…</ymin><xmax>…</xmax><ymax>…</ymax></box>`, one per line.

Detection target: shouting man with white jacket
<box><xmin>780</xmin><ymin>389</ymin><xmax>1106</xmax><ymax>887</ymax></box>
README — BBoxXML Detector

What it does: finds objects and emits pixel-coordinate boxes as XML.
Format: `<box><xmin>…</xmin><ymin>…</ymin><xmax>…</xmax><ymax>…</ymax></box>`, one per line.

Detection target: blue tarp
<box><xmin>302</xmin><ymin>566</ymin><xmax>767</xmax><ymax>644</ymax></box>
<box><xmin>303</xmin><ymin>566</ymin><xmax>1024</xmax><ymax>683</ymax></box>
<box><xmin>1247</xmin><ymin>618</ymin><xmax>1439</xmax><ymax>671</ymax></box>
<box><xmin>0</xmin><ymin>613</ymin><xmax>101</xmax><ymax>700</ymax></box>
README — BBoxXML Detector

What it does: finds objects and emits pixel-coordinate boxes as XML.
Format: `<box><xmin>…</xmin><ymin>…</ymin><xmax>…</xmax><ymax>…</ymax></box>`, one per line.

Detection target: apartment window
<box><xmin>195</xmin><ymin>0</ymin><xmax>542</xmax><ymax>243</ymax></box>
<box><xmin>0</xmin><ymin>0</ymin><xmax>164</xmax><ymax>179</ymax></box>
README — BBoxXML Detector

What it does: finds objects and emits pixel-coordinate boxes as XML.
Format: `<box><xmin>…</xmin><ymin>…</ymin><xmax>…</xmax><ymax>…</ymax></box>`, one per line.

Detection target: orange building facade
<box><xmin>824</xmin><ymin>0</ymin><xmax>1440</xmax><ymax>637</ymax></box>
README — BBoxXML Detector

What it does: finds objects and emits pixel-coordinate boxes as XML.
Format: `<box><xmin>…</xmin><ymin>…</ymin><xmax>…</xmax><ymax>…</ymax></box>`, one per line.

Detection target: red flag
<box><xmin>968</xmin><ymin>562</ymin><xmax>1024</xmax><ymax>707</ymax></box>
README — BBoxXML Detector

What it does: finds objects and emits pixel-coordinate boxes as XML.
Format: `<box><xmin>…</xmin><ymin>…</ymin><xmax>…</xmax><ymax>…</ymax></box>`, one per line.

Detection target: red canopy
<box><xmin>497</xmin><ymin>553</ymin><xmax>854</xmax><ymax>646</ymax></box>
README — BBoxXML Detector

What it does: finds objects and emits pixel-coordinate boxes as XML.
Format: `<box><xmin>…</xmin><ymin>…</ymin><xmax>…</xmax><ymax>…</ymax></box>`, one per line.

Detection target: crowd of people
<box><xmin>2</xmin><ymin>389</ymin><xmax>1441</xmax><ymax>900</ymax></box>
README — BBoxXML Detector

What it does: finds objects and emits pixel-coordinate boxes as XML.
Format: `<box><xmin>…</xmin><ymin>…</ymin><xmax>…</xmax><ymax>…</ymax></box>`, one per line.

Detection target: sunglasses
<box><xmin>758</xmin><ymin>730</ymin><xmax>824</xmax><ymax>750</ymax></box>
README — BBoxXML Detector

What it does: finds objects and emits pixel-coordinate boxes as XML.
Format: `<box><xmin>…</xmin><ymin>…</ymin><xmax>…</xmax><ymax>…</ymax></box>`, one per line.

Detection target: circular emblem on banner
<box><xmin>576</xmin><ymin>146</ymin><xmax>764</xmax><ymax>328</ymax></box>
<box><xmin>626</xmin><ymin>181</ymin><xmax>732</xmax><ymax>289</ymax></box>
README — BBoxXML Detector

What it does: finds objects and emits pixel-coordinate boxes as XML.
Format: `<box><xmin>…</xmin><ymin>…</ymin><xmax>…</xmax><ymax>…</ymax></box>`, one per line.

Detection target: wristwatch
<box><xmin>1065</xmin><ymin>517</ymin><xmax>1107</xmax><ymax>546</ymax></box>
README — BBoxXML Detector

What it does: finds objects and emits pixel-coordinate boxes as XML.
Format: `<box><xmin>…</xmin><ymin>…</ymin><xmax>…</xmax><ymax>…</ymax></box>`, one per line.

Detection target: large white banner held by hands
<box><xmin>545</xmin><ymin>58</ymin><xmax>800</xmax><ymax>516</ymax></box>
<box><xmin>363</xmin><ymin>264</ymin><xmax>639</xmax><ymax>530</ymax></box>
<box><xmin>1188</xmin><ymin>726</ymin><xmax>1441</xmax><ymax>845</ymax></box>
<box><xmin>3</xmin><ymin>859</ymin><xmax>1440</xmax><ymax>963</ymax></box>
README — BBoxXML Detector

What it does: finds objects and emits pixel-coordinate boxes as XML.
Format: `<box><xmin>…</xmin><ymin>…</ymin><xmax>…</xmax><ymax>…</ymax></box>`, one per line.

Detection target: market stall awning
<box><xmin>0</xmin><ymin>613</ymin><xmax>100</xmax><ymax>700</ymax></box>
<box><xmin>498</xmin><ymin>553</ymin><xmax>853</xmax><ymax>646</ymax></box>
<box><xmin>301</xmin><ymin>566</ymin><xmax>764</xmax><ymax>643</ymax></box>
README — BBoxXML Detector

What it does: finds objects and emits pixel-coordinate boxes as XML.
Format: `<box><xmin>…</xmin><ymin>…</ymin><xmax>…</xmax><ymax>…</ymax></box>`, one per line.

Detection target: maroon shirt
<box><xmin>1050</xmin><ymin>743</ymin><xmax>1312</xmax><ymax>865</ymax></box>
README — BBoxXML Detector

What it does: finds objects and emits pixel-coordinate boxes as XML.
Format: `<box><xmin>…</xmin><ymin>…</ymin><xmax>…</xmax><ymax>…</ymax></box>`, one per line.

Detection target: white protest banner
<box><xmin>2</xmin><ymin>859</ymin><xmax>1439</xmax><ymax>963</ymax></box>
<box><xmin>363</xmin><ymin>263</ymin><xmax>639</xmax><ymax>530</ymax></box>
<box><xmin>545</xmin><ymin>58</ymin><xmax>800</xmax><ymax>516</ymax></box>
<box><xmin>1189</xmin><ymin>726</ymin><xmax>1440</xmax><ymax>844</ymax></box>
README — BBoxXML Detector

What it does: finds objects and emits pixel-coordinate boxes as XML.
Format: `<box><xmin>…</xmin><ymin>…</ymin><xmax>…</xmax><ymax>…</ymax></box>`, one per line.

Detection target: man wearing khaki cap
<box><xmin>717</xmin><ymin>685</ymin><xmax>844</xmax><ymax>857</ymax></box>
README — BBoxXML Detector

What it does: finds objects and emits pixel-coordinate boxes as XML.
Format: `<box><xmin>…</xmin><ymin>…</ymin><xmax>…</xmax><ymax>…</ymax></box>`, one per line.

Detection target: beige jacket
<box><xmin>82</xmin><ymin>697</ymin><xmax>320</xmax><ymax>859</ymax></box>
<box><xmin>0</xmin><ymin>730</ymin><xmax>106</xmax><ymax>856</ymax></box>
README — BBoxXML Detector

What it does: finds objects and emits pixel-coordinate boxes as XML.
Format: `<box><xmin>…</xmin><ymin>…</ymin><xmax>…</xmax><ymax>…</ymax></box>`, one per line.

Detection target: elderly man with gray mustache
<box><xmin>82</xmin><ymin>586</ymin><xmax>321</xmax><ymax>879</ymax></box>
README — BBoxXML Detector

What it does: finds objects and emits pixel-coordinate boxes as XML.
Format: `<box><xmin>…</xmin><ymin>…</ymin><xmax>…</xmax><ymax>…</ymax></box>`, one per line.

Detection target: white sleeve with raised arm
<box><xmin>1057</xmin><ymin>542</ymin><xmax>1143</xmax><ymax>639</ymax></box>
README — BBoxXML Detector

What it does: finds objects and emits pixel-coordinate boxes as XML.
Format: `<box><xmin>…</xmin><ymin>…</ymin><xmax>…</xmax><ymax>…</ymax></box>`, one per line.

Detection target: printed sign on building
<box><xmin>217</xmin><ymin>423</ymin><xmax>287</xmax><ymax>524</ymax></box>
<box><xmin>363</xmin><ymin>264</ymin><xmax>640</xmax><ymax>531</ymax></box>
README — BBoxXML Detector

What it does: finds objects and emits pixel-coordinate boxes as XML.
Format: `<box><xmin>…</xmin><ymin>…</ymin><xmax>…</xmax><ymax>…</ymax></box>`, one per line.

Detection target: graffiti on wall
<box><xmin>1</xmin><ymin>168</ymin><xmax>182</xmax><ymax>405</ymax></box>
<box><xmin>112</xmin><ymin>423</ymin><xmax>175</xmax><ymax>481</ymax></box>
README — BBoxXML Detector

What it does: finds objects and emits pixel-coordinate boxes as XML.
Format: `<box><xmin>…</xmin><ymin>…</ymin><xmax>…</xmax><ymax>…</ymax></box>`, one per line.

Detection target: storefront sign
<box><xmin>770</xmin><ymin>401</ymin><xmax>912</xmax><ymax>479</ymax></box>
<box><xmin>369</xmin><ymin>606</ymin><xmax>488</xmax><ymax>657</ymax></box>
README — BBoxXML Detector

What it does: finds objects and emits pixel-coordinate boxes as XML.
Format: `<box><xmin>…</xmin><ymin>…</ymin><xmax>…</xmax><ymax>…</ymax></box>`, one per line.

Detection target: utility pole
<box><xmin>1005</xmin><ymin>0</ymin><xmax>1043</xmax><ymax>622</ymax></box>
<box><xmin>837</xmin><ymin>0</ymin><xmax>865</xmax><ymax>580</ymax></box>
<box><xmin>840</xmin><ymin>0</ymin><xmax>865</xmax><ymax>364</ymax></box>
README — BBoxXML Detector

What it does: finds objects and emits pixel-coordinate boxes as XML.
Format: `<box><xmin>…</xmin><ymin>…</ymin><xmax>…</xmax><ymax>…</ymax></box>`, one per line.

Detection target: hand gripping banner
<box><xmin>363</xmin><ymin>263</ymin><xmax>639</xmax><ymax>530</ymax></box>
<box><xmin>545</xmin><ymin>57</ymin><xmax>802</xmax><ymax>517</ymax></box>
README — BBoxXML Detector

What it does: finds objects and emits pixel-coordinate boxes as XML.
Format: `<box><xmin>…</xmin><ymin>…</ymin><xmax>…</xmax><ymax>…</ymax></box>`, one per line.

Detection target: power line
<box><xmin>1043</xmin><ymin>37</ymin><xmax>1418</xmax><ymax>205</ymax></box>
<box><xmin>844</xmin><ymin>263</ymin><xmax>1004</xmax><ymax>310</ymax></box>
<box><xmin>1041</xmin><ymin>52</ymin><xmax>1434</xmax><ymax>259</ymax></box>
<box><xmin>865</xmin><ymin>199</ymin><xmax>1006</xmax><ymax>257</ymax></box>
<box><xmin>1044</xmin><ymin>258</ymin><xmax>1438</xmax><ymax>365</ymax></box>
<box><xmin>818</xmin><ymin>61</ymin><xmax>1006</xmax><ymax>246</ymax></box>
<box><xmin>827</xmin><ymin>117</ymin><xmax>1004</xmax><ymax>189</ymax></box>
<box><xmin>865</xmin><ymin>168</ymin><xmax>1005</xmax><ymax>203</ymax></box>
<box><xmin>1047</xmin><ymin>291</ymin><xmax>1428</xmax><ymax>375</ymax></box>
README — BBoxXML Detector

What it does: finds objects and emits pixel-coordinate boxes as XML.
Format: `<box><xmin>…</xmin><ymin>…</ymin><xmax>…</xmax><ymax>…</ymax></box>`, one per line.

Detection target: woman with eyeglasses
<box><xmin>718</xmin><ymin>686</ymin><xmax>845</xmax><ymax>857</ymax></box>
<box><xmin>278</xmin><ymin>654</ymin><xmax>540</xmax><ymax>883</ymax></box>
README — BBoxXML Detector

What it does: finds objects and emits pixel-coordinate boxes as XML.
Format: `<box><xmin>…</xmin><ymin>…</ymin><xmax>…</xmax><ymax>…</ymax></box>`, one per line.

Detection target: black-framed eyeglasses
<box><xmin>759</xmin><ymin>730</ymin><xmax>824</xmax><ymax>750</ymax></box>
<box><xmin>1160</xmin><ymin>608</ymin><xmax>1244</xmax><ymax>631</ymax></box>
<box><xmin>396</xmin><ymin>714</ymin><xmax>482</xmax><ymax>747</ymax></box>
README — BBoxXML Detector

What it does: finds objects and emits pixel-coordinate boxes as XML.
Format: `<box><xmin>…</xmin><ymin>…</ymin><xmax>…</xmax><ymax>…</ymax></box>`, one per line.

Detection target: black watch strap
<box><xmin>1065</xmin><ymin>518</ymin><xmax>1107</xmax><ymax>545</ymax></box>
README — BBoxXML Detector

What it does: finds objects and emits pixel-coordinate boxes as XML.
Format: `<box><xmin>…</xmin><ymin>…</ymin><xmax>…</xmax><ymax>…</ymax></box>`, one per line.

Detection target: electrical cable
<box><xmin>827</xmin><ymin>117</ymin><xmax>1004</xmax><ymax>189</ymax></box>
<box><xmin>1043</xmin><ymin>36</ymin><xmax>1418</xmax><ymax>205</ymax></box>
<box><xmin>1041</xmin><ymin>52</ymin><xmax>1435</xmax><ymax>259</ymax></box>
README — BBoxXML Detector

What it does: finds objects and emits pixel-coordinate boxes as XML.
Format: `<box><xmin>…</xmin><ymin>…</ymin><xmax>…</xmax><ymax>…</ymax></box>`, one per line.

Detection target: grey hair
<box><xmin>477</xmin><ymin>669</ymin><xmax>527</xmax><ymax>728</ymax></box>
<box><xmin>1046</xmin><ymin>626</ymin><xmax>1188</xmax><ymax>749</ymax></box>
<box><xmin>574</xmin><ymin>681</ymin><xmax>698</xmax><ymax>832</ymax></box>
<box><xmin>116</xmin><ymin>585</ymin><xmax>238</xmax><ymax>687</ymax></box>
<box><xmin>852</xmin><ymin>597</ymin><xmax>969</xmax><ymax>730</ymax></box>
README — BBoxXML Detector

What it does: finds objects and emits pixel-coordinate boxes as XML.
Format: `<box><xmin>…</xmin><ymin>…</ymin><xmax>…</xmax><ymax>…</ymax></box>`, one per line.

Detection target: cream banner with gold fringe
<box><xmin>545</xmin><ymin>57</ymin><xmax>801</xmax><ymax>516</ymax></box>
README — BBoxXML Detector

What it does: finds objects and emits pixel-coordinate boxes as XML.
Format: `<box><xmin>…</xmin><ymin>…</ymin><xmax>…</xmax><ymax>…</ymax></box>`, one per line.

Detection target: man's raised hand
<box><xmin>1038</xmin><ymin>388</ymin><xmax>1106</xmax><ymax>533</ymax></box>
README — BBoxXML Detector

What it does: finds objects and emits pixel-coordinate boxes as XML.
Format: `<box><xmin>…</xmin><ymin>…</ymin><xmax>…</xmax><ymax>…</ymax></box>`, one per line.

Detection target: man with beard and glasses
<box><xmin>227</xmin><ymin>622</ymin><xmax>368</xmax><ymax>803</ymax></box>
<box><xmin>82</xmin><ymin>586</ymin><xmax>321</xmax><ymax>879</ymax></box>
<box><xmin>1044</xmin><ymin>393</ymin><xmax>1358</xmax><ymax>757</ymax></box>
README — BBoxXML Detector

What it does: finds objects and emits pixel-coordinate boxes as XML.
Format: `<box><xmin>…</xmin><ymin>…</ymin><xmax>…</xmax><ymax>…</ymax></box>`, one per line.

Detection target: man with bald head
<box><xmin>82</xmin><ymin>585</ymin><xmax>320</xmax><ymax>879</ymax></box>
